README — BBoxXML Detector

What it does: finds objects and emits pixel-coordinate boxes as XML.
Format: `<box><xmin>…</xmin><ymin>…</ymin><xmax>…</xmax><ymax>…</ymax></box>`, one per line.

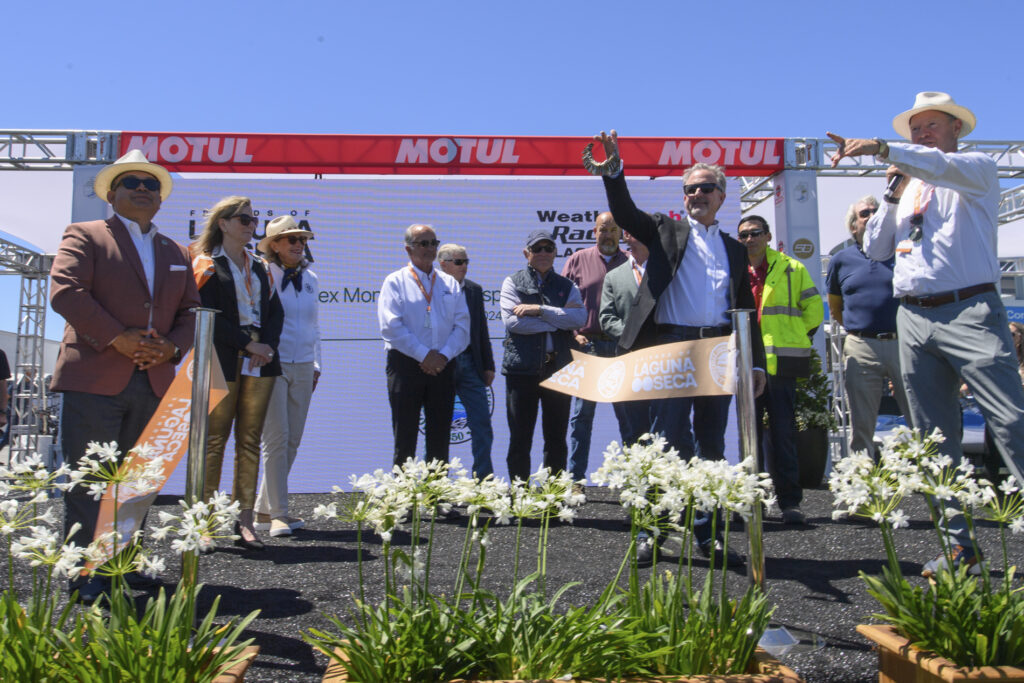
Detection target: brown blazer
<box><xmin>49</xmin><ymin>216</ymin><xmax>200</xmax><ymax>397</ymax></box>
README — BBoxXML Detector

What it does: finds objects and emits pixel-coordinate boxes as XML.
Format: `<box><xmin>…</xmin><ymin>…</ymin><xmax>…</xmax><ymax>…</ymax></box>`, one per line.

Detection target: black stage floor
<box><xmin>8</xmin><ymin>485</ymin><xmax>1022</xmax><ymax>682</ymax></box>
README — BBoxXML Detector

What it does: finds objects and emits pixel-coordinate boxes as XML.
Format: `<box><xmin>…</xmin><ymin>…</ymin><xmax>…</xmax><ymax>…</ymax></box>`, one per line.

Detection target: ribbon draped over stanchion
<box><xmin>181</xmin><ymin>307</ymin><xmax>219</xmax><ymax>589</ymax></box>
<box><xmin>730</xmin><ymin>309</ymin><xmax>765</xmax><ymax>592</ymax></box>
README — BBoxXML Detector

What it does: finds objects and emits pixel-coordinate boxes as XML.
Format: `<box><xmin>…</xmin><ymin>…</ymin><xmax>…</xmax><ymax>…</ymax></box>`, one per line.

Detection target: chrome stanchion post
<box><xmin>182</xmin><ymin>307</ymin><xmax>218</xmax><ymax>590</ymax></box>
<box><xmin>730</xmin><ymin>309</ymin><xmax>764</xmax><ymax>591</ymax></box>
<box><xmin>733</xmin><ymin>309</ymin><xmax>823</xmax><ymax>656</ymax></box>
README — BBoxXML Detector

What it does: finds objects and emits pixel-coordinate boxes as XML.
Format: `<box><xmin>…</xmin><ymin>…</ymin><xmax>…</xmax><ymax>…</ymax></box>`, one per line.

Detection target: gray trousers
<box><xmin>898</xmin><ymin>290</ymin><xmax>1024</xmax><ymax>546</ymax></box>
<box><xmin>843</xmin><ymin>335</ymin><xmax>911</xmax><ymax>457</ymax></box>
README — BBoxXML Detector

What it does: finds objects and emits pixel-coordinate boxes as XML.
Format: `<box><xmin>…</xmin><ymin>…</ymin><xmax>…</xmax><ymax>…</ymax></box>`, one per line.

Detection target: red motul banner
<box><xmin>120</xmin><ymin>133</ymin><xmax>785</xmax><ymax>176</ymax></box>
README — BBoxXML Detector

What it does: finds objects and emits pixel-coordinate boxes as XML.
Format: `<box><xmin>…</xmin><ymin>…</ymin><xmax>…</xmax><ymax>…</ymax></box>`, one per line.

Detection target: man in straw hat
<box><xmin>828</xmin><ymin>92</ymin><xmax>1024</xmax><ymax>577</ymax></box>
<box><xmin>50</xmin><ymin>149</ymin><xmax>199</xmax><ymax>603</ymax></box>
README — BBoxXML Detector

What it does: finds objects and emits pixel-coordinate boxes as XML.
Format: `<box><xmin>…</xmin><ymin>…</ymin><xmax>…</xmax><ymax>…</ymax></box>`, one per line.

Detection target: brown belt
<box><xmin>901</xmin><ymin>283</ymin><xmax>995</xmax><ymax>308</ymax></box>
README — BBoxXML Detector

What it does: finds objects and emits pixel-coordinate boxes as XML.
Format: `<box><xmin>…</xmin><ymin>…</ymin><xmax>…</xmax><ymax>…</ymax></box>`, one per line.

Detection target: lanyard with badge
<box><xmin>409</xmin><ymin>266</ymin><xmax>435</xmax><ymax>329</ymax></box>
<box><xmin>241</xmin><ymin>253</ymin><xmax>260</xmax><ymax>325</ymax></box>
<box><xmin>896</xmin><ymin>183</ymin><xmax>933</xmax><ymax>254</ymax></box>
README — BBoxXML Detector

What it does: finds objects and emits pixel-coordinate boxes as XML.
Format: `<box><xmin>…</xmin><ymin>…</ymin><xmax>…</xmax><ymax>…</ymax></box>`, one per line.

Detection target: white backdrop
<box><xmin>92</xmin><ymin>175</ymin><xmax>746</xmax><ymax>493</ymax></box>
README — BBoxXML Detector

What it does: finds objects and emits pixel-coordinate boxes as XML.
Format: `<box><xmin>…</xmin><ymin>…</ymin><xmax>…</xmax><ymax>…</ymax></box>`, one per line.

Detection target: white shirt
<box><xmin>655</xmin><ymin>215</ymin><xmax>731</xmax><ymax>326</ymax></box>
<box><xmin>863</xmin><ymin>142</ymin><xmax>1000</xmax><ymax>297</ymax></box>
<box><xmin>378</xmin><ymin>262</ymin><xmax>469</xmax><ymax>362</ymax></box>
<box><xmin>269</xmin><ymin>262</ymin><xmax>321</xmax><ymax>369</ymax></box>
<box><xmin>212</xmin><ymin>245</ymin><xmax>263</xmax><ymax>327</ymax></box>
<box><xmin>116</xmin><ymin>212</ymin><xmax>156</xmax><ymax>296</ymax></box>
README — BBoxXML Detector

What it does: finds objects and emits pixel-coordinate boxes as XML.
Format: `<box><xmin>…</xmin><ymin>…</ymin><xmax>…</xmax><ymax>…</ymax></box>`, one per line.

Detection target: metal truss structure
<box><xmin>4</xmin><ymin>131</ymin><xmax>1023</xmax><ymax>222</ymax></box>
<box><xmin>0</xmin><ymin>236</ymin><xmax>53</xmax><ymax>464</ymax></box>
<box><xmin>737</xmin><ymin>138</ymin><xmax>1024</xmax><ymax>223</ymax></box>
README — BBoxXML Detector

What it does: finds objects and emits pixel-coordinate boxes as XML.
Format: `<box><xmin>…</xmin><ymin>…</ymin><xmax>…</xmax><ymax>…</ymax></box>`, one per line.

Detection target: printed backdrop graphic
<box><xmin>158</xmin><ymin>175</ymin><xmax>743</xmax><ymax>494</ymax></box>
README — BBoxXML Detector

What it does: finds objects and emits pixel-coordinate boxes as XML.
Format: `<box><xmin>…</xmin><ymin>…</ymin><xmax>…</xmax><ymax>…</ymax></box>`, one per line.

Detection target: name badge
<box><xmin>895</xmin><ymin>239</ymin><xmax>914</xmax><ymax>255</ymax></box>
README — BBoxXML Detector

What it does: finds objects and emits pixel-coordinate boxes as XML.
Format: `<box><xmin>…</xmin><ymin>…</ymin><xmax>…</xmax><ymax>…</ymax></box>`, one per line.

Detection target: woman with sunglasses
<box><xmin>252</xmin><ymin>216</ymin><xmax>320</xmax><ymax>538</ymax></box>
<box><xmin>191</xmin><ymin>196</ymin><xmax>283</xmax><ymax>551</ymax></box>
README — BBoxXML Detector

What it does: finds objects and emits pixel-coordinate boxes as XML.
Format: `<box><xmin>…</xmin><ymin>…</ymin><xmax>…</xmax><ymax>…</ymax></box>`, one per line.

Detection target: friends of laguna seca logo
<box><xmin>419</xmin><ymin>386</ymin><xmax>496</xmax><ymax>445</ymax></box>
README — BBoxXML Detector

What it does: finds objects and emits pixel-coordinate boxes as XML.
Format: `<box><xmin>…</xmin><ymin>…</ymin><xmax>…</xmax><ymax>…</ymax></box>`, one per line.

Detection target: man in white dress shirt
<box><xmin>828</xmin><ymin>92</ymin><xmax>1024</xmax><ymax>577</ymax></box>
<box><xmin>378</xmin><ymin>224</ymin><xmax>470</xmax><ymax>466</ymax></box>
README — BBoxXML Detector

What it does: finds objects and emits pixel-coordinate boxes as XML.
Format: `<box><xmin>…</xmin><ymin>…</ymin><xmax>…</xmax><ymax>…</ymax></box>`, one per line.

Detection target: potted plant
<box><xmin>308</xmin><ymin>439</ymin><xmax>803</xmax><ymax>682</ymax></box>
<box><xmin>794</xmin><ymin>348</ymin><xmax>837</xmax><ymax>488</ymax></box>
<box><xmin>830</xmin><ymin>427</ymin><xmax>1024</xmax><ymax>681</ymax></box>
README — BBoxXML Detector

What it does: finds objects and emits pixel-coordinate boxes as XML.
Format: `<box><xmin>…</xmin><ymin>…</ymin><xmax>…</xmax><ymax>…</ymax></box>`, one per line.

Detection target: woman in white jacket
<box><xmin>254</xmin><ymin>215</ymin><xmax>321</xmax><ymax>537</ymax></box>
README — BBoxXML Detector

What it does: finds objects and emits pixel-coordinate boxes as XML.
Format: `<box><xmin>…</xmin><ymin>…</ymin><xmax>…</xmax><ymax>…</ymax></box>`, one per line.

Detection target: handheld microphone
<box><xmin>883</xmin><ymin>173</ymin><xmax>904</xmax><ymax>203</ymax></box>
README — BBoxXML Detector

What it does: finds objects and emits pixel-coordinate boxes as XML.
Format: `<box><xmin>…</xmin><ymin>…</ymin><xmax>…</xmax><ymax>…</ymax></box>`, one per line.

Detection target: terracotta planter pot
<box><xmin>322</xmin><ymin>647</ymin><xmax>802</xmax><ymax>682</ymax></box>
<box><xmin>211</xmin><ymin>645</ymin><xmax>261</xmax><ymax>682</ymax></box>
<box><xmin>858</xmin><ymin>624</ymin><xmax>1024</xmax><ymax>682</ymax></box>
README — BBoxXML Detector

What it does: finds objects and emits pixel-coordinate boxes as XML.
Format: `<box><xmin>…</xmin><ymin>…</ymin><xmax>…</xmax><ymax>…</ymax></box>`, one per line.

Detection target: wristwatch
<box><xmin>873</xmin><ymin>138</ymin><xmax>889</xmax><ymax>159</ymax></box>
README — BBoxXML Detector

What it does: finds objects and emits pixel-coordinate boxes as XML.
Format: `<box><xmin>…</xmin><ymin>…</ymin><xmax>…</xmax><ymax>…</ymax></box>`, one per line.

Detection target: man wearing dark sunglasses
<box><xmin>588</xmin><ymin>129</ymin><xmax>767</xmax><ymax>568</ymax></box>
<box><xmin>739</xmin><ymin>215</ymin><xmax>823</xmax><ymax>526</ymax></box>
<box><xmin>500</xmin><ymin>230</ymin><xmax>586</xmax><ymax>482</ymax></box>
<box><xmin>378</xmin><ymin>224</ymin><xmax>470</xmax><ymax>473</ymax></box>
<box><xmin>49</xmin><ymin>148</ymin><xmax>200</xmax><ymax>604</ymax></box>
<box><xmin>826</xmin><ymin>195</ymin><xmax>910</xmax><ymax>462</ymax></box>
<box><xmin>829</xmin><ymin>91</ymin><xmax>1024</xmax><ymax>579</ymax></box>
<box><xmin>438</xmin><ymin>243</ymin><xmax>495</xmax><ymax>480</ymax></box>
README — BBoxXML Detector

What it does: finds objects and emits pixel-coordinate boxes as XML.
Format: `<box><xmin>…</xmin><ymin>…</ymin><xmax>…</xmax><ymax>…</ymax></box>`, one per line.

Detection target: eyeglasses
<box><xmin>410</xmin><ymin>239</ymin><xmax>441</xmax><ymax>248</ymax></box>
<box><xmin>231</xmin><ymin>214</ymin><xmax>259</xmax><ymax>227</ymax></box>
<box><xmin>116</xmin><ymin>176</ymin><xmax>161</xmax><ymax>192</ymax></box>
<box><xmin>279</xmin><ymin>235</ymin><xmax>308</xmax><ymax>245</ymax></box>
<box><xmin>529</xmin><ymin>243</ymin><xmax>556</xmax><ymax>254</ymax></box>
<box><xmin>683</xmin><ymin>182</ymin><xmax>722</xmax><ymax>196</ymax></box>
<box><xmin>858</xmin><ymin>208</ymin><xmax>879</xmax><ymax>218</ymax></box>
<box><xmin>737</xmin><ymin>229</ymin><xmax>767</xmax><ymax>240</ymax></box>
<box><xmin>444</xmin><ymin>258</ymin><xmax>470</xmax><ymax>266</ymax></box>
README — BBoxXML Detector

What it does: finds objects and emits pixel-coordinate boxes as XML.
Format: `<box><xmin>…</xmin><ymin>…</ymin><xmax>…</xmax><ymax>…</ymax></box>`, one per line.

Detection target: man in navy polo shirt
<box><xmin>826</xmin><ymin>195</ymin><xmax>911</xmax><ymax>459</ymax></box>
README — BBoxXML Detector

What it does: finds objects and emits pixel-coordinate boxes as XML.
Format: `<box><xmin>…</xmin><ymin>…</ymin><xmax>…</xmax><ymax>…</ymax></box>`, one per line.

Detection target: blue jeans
<box><xmin>649</xmin><ymin>328</ymin><xmax>733</xmax><ymax>547</ymax></box>
<box><xmin>455</xmin><ymin>352</ymin><xmax>494</xmax><ymax>478</ymax></box>
<box><xmin>567</xmin><ymin>338</ymin><xmax>632</xmax><ymax>481</ymax></box>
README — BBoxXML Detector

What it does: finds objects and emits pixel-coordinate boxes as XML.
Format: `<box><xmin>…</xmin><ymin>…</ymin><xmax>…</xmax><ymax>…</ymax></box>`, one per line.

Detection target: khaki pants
<box><xmin>255</xmin><ymin>362</ymin><xmax>316</xmax><ymax>519</ymax></box>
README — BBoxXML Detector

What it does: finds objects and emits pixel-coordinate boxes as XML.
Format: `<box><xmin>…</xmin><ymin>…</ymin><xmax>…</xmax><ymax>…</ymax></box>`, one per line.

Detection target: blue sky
<box><xmin>7</xmin><ymin>0</ymin><xmax>1022</xmax><ymax>139</ymax></box>
<box><xmin>2</xmin><ymin>0</ymin><xmax>1022</xmax><ymax>343</ymax></box>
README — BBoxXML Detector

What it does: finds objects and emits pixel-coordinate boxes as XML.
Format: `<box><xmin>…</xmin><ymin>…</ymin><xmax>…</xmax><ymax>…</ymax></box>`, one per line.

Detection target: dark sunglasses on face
<box><xmin>445</xmin><ymin>258</ymin><xmax>469</xmax><ymax>266</ymax></box>
<box><xmin>231</xmin><ymin>214</ymin><xmax>260</xmax><ymax>227</ymax></box>
<box><xmin>529</xmin><ymin>243</ymin><xmax>556</xmax><ymax>254</ymax></box>
<box><xmin>411</xmin><ymin>239</ymin><xmax>441</xmax><ymax>248</ymax></box>
<box><xmin>116</xmin><ymin>176</ymin><xmax>161</xmax><ymax>192</ymax></box>
<box><xmin>683</xmin><ymin>182</ymin><xmax>722</xmax><ymax>196</ymax></box>
<box><xmin>858</xmin><ymin>208</ymin><xmax>878</xmax><ymax>218</ymax></box>
<box><xmin>737</xmin><ymin>229</ymin><xmax>767</xmax><ymax>240</ymax></box>
<box><xmin>279</xmin><ymin>235</ymin><xmax>308</xmax><ymax>245</ymax></box>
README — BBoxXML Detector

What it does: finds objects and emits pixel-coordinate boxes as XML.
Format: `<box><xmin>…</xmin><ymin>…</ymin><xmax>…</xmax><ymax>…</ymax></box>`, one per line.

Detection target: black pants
<box><xmin>386</xmin><ymin>350</ymin><xmax>456</xmax><ymax>466</ymax></box>
<box><xmin>505</xmin><ymin>362</ymin><xmax>571</xmax><ymax>482</ymax></box>
<box><xmin>60</xmin><ymin>370</ymin><xmax>161</xmax><ymax>587</ymax></box>
<box><xmin>756</xmin><ymin>374</ymin><xmax>801</xmax><ymax>510</ymax></box>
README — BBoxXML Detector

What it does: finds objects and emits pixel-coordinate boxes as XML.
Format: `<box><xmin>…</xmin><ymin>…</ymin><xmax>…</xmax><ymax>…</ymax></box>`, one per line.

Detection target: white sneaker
<box><xmin>254</xmin><ymin>513</ymin><xmax>273</xmax><ymax>531</ymax></box>
<box><xmin>281</xmin><ymin>516</ymin><xmax>305</xmax><ymax>530</ymax></box>
<box><xmin>269</xmin><ymin>519</ymin><xmax>293</xmax><ymax>537</ymax></box>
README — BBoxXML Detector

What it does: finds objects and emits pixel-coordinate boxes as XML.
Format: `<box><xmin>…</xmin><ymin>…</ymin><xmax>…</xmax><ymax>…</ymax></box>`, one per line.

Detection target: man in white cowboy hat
<box><xmin>828</xmin><ymin>92</ymin><xmax>1024</xmax><ymax>577</ymax></box>
<box><xmin>50</xmin><ymin>149</ymin><xmax>199</xmax><ymax>603</ymax></box>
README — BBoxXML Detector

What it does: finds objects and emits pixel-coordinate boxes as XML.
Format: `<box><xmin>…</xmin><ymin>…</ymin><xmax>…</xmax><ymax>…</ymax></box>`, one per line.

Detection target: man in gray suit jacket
<box><xmin>600</xmin><ymin>231</ymin><xmax>650</xmax><ymax>445</ymax></box>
